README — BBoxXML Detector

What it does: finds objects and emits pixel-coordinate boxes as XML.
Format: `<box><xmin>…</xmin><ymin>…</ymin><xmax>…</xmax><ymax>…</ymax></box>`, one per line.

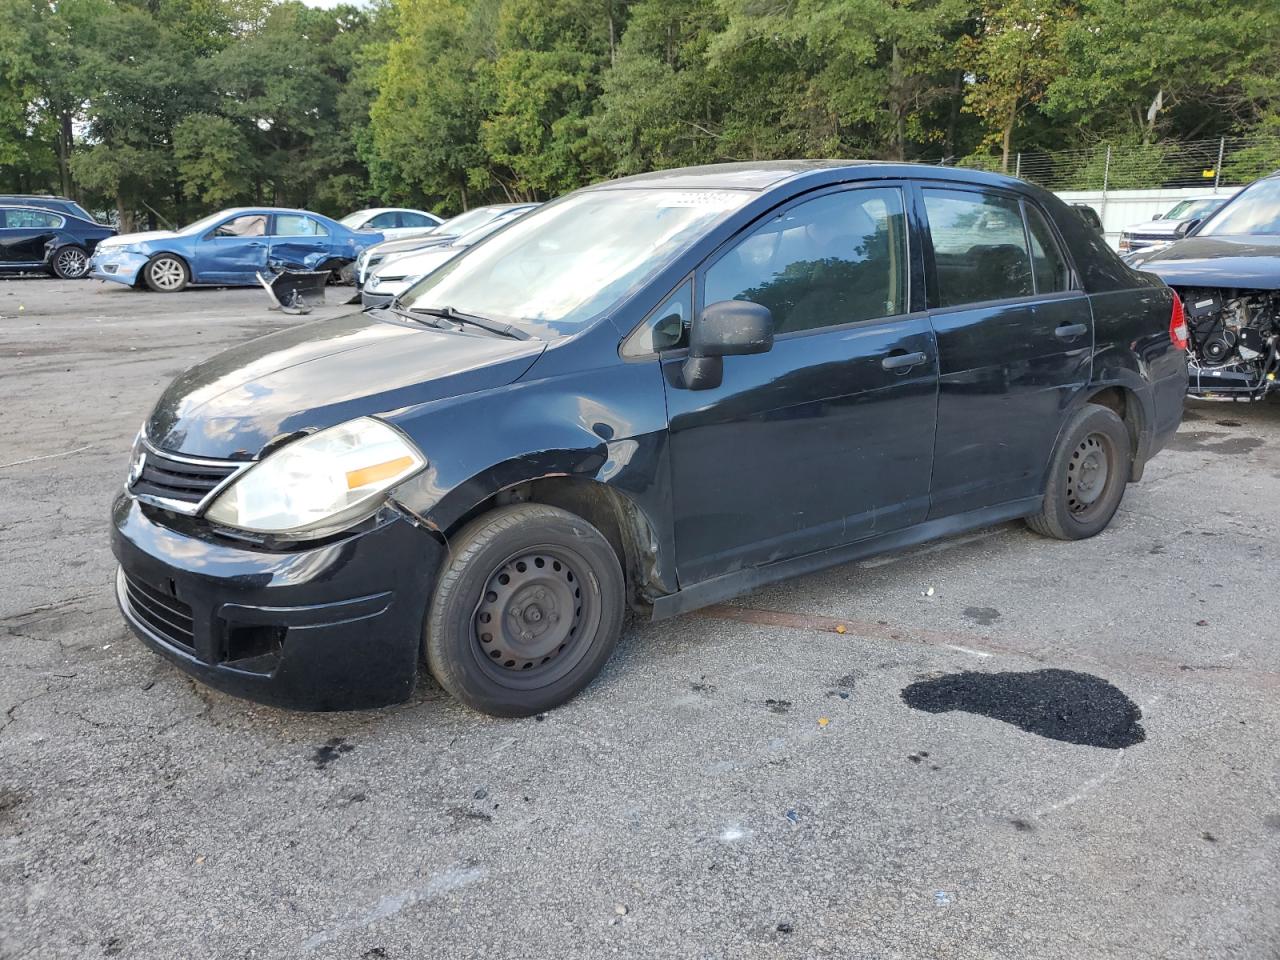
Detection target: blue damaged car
<box><xmin>88</xmin><ymin>207</ymin><xmax>382</xmax><ymax>293</ymax></box>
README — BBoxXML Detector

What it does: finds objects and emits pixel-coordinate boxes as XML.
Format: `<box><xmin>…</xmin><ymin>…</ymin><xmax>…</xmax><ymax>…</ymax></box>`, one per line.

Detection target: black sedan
<box><xmin>111</xmin><ymin>160</ymin><xmax>1187</xmax><ymax>716</ymax></box>
<box><xmin>0</xmin><ymin>203</ymin><xmax>116</xmax><ymax>278</ymax></box>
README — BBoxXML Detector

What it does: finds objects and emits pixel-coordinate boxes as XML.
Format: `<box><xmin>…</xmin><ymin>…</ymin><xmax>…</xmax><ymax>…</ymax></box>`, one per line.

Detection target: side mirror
<box><xmin>682</xmin><ymin>299</ymin><xmax>774</xmax><ymax>390</ymax></box>
<box><xmin>1174</xmin><ymin>218</ymin><xmax>1201</xmax><ymax>239</ymax></box>
<box><xmin>1151</xmin><ymin>213</ymin><xmax>1163</xmax><ymax>221</ymax></box>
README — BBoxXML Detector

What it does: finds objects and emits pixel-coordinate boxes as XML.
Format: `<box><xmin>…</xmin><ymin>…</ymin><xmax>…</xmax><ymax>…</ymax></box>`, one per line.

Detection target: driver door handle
<box><xmin>881</xmin><ymin>350</ymin><xmax>927</xmax><ymax>371</ymax></box>
<box><xmin>1054</xmin><ymin>322</ymin><xmax>1088</xmax><ymax>340</ymax></box>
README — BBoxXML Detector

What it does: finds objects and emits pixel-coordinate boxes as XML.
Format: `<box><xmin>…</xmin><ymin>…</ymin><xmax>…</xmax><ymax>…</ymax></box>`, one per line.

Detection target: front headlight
<box><xmin>204</xmin><ymin>417</ymin><xmax>425</xmax><ymax>538</ymax></box>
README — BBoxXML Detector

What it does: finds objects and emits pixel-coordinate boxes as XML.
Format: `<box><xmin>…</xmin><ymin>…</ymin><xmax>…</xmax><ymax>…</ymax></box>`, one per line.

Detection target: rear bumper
<box><xmin>111</xmin><ymin>494</ymin><xmax>443</xmax><ymax>710</ymax></box>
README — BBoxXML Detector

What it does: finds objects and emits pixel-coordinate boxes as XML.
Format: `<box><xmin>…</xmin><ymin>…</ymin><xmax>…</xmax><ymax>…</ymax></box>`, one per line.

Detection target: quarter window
<box><xmin>924</xmin><ymin>190</ymin><xmax>1033</xmax><ymax>306</ymax></box>
<box><xmin>622</xmin><ymin>280</ymin><xmax>692</xmax><ymax>357</ymax></box>
<box><xmin>1025</xmin><ymin>203</ymin><xmax>1071</xmax><ymax>294</ymax></box>
<box><xmin>704</xmin><ymin>187</ymin><xmax>908</xmax><ymax>335</ymax></box>
<box><xmin>213</xmin><ymin>215</ymin><xmax>267</xmax><ymax>238</ymax></box>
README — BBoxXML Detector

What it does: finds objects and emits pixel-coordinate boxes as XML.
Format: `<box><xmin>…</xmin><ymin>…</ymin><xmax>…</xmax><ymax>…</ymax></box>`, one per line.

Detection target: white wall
<box><xmin>1054</xmin><ymin>186</ymin><xmax>1241</xmax><ymax>250</ymax></box>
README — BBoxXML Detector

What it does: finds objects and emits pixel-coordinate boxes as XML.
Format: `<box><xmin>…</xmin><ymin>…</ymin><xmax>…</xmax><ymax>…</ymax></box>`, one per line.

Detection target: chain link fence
<box><xmin>941</xmin><ymin>136</ymin><xmax>1280</xmax><ymax>191</ymax></box>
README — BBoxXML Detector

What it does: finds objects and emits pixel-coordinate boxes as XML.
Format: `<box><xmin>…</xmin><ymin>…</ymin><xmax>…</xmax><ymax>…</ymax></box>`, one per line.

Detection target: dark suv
<box><xmin>111</xmin><ymin>161</ymin><xmax>1187</xmax><ymax>716</ymax></box>
<box><xmin>0</xmin><ymin>196</ymin><xmax>115</xmax><ymax>278</ymax></box>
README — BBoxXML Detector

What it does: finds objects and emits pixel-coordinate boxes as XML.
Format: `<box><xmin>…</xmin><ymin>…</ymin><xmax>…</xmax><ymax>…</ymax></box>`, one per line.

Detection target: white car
<box><xmin>339</xmin><ymin>207</ymin><xmax>443</xmax><ymax>241</ymax></box>
<box><xmin>1118</xmin><ymin>195</ymin><xmax>1232</xmax><ymax>253</ymax></box>
<box><xmin>362</xmin><ymin>205</ymin><xmax>539</xmax><ymax>308</ymax></box>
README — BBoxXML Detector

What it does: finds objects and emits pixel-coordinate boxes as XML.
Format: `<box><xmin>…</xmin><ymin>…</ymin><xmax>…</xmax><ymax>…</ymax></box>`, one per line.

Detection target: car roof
<box><xmin>587</xmin><ymin>159</ymin><xmax>1034</xmax><ymax>193</ymax></box>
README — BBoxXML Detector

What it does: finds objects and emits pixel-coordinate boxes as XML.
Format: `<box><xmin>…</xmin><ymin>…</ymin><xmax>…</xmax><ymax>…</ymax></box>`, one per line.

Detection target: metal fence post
<box><xmin>1015</xmin><ymin>153</ymin><xmax>1022</xmax><ymax>178</ymax></box>
<box><xmin>1214</xmin><ymin>137</ymin><xmax>1225</xmax><ymax>191</ymax></box>
<box><xmin>1100</xmin><ymin>145</ymin><xmax>1111</xmax><ymax>223</ymax></box>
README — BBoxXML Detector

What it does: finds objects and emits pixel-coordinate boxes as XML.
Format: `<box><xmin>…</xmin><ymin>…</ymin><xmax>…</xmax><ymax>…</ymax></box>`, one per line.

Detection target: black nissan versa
<box><xmin>111</xmin><ymin>161</ymin><xmax>1188</xmax><ymax>716</ymax></box>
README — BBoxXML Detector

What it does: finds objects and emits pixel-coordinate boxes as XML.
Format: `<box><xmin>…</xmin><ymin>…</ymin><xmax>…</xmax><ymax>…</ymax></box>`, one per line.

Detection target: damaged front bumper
<box><xmin>89</xmin><ymin>248</ymin><xmax>148</xmax><ymax>286</ymax></box>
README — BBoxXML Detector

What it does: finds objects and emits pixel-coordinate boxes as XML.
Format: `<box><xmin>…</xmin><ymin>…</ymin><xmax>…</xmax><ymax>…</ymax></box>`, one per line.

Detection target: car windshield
<box><xmin>1199</xmin><ymin>179</ymin><xmax>1280</xmax><ymax>236</ymax></box>
<box><xmin>435</xmin><ymin>206</ymin><xmax>511</xmax><ymax>237</ymax></box>
<box><xmin>180</xmin><ymin>211</ymin><xmax>240</xmax><ymax>235</ymax></box>
<box><xmin>1164</xmin><ymin>198</ymin><xmax>1220</xmax><ymax>220</ymax></box>
<box><xmin>402</xmin><ymin>189</ymin><xmax>750</xmax><ymax>334</ymax></box>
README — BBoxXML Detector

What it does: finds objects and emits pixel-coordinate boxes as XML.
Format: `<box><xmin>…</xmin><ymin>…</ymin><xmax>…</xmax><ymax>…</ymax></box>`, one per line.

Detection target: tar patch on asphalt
<box><xmin>900</xmin><ymin>668</ymin><xmax>1145</xmax><ymax>749</ymax></box>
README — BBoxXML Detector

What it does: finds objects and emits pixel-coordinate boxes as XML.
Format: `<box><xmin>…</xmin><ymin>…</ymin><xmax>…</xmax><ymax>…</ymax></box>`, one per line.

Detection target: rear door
<box><xmin>660</xmin><ymin>183</ymin><xmax>939</xmax><ymax>584</ymax></box>
<box><xmin>196</xmin><ymin>213</ymin><xmax>270</xmax><ymax>283</ymax></box>
<box><xmin>0</xmin><ymin>207</ymin><xmax>62</xmax><ymax>266</ymax></box>
<box><xmin>919</xmin><ymin>185</ymin><xmax>1093</xmax><ymax>518</ymax></box>
<box><xmin>268</xmin><ymin>213</ymin><xmax>331</xmax><ymax>269</ymax></box>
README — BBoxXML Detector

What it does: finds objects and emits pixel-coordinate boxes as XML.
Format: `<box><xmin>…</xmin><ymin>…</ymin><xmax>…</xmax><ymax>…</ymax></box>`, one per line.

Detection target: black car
<box><xmin>1126</xmin><ymin>171</ymin><xmax>1280</xmax><ymax>400</ymax></box>
<box><xmin>0</xmin><ymin>203</ymin><xmax>116</xmax><ymax>278</ymax></box>
<box><xmin>111</xmin><ymin>160</ymin><xmax>1187</xmax><ymax>716</ymax></box>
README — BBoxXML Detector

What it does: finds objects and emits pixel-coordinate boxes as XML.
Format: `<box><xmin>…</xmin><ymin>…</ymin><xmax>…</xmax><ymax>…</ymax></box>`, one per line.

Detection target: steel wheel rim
<box><xmin>56</xmin><ymin>248</ymin><xmax>87</xmax><ymax>278</ymax></box>
<box><xmin>1065</xmin><ymin>432</ymin><xmax>1113</xmax><ymax>518</ymax></box>
<box><xmin>470</xmin><ymin>545</ymin><xmax>599</xmax><ymax>690</ymax></box>
<box><xmin>150</xmin><ymin>258</ymin><xmax>184</xmax><ymax>290</ymax></box>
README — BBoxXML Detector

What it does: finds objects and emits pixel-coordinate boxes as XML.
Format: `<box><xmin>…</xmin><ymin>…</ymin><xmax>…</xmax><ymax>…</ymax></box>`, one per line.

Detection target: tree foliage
<box><xmin>2</xmin><ymin>0</ymin><xmax>1279</xmax><ymax>224</ymax></box>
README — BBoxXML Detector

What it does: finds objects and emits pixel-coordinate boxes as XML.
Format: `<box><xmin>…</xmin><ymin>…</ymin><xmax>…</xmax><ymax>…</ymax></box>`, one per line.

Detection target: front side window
<box><xmin>368</xmin><ymin>212</ymin><xmax>399</xmax><ymax>229</ymax></box>
<box><xmin>703</xmin><ymin>187</ymin><xmax>908</xmax><ymax>336</ymax></box>
<box><xmin>400</xmin><ymin>212</ymin><xmax>434</xmax><ymax>227</ymax></box>
<box><xmin>925</xmin><ymin>189</ymin><xmax>1033</xmax><ymax>307</ymax></box>
<box><xmin>214</xmin><ymin>214</ymin><xmax>267</xmax><ymax>238</ymax></box>
<box><xmin>274</xmin><ymin>215</ymin><xmax>328</xmax><ymax>238</ymax></box>
<box><xmin>403</xmin><ymin>189</ymin><xmax>750</xmax><ymax>335</ymax></box>
<box><xmin>5</xmin><ymin>208</ymin><xmax>62</xmax><ymax>229</ymax></box>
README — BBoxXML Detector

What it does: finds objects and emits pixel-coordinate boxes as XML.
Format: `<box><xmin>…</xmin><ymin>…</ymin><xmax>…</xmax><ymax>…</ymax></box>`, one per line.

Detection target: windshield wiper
<box><xmin>366</xmin><ymin>296</ymin><xmax>458</xmax><ymax>331</ymax></box>
<box><xmin>420</xmin><ymin>305</ymin><xmax>532</xmax><ymax>341</ymax></box>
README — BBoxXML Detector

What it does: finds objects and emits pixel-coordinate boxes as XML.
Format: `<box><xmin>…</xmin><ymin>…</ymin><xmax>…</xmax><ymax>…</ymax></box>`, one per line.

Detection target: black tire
<box><xmin>142</xmin><ymin>253</ymin><xmax>189</xmax><ymax>292</ymax></box>
<box><xmin>1027</xmin><ymin>403</ymin><xmax>1132</xmax><ymax>540</ymax></box>
<box><xmin>425</xmin><ymin>504</ymin><xmax>625</xmax><ymax>717</ymax></box>
<box><xmin>50</xmin><ymin>245</ymin><xmax>89</xmax><ymax>279</ymax></box>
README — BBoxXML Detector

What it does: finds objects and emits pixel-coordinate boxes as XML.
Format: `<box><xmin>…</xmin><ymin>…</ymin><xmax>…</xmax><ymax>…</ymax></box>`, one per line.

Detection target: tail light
<box><xmin>1169</xmin><ymin>294</ymin><xmax>1188</xmax><ymax>350</ymax></box>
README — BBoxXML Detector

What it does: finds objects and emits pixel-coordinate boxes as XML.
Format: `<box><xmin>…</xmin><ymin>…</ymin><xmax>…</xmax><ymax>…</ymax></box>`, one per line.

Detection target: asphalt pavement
<box><xmin>1</xmin><ymin>277</ymin><xmax>1278</xmax><ymax>959</ymax></box>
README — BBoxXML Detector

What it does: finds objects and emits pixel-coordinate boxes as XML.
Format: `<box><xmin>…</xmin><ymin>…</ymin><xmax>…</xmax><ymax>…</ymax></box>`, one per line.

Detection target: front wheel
<box><xmin>1027</xmin><ymin>403</ymin><xmax>1132</xmax><ymax>541</ymax></box>
<box><xmin>425</xmin><ymin>504</ymin><xmax>625</xmax><ymax>717</ymax></box>
<box><xmin>51</xmin><ymin>245</ymin><xmax>89</xmax><ymax>279</ymax></box>
<box><xmin>143</xmin><ymin>254</ymin><xmax>189</xmax><ymax>292</ymax></box>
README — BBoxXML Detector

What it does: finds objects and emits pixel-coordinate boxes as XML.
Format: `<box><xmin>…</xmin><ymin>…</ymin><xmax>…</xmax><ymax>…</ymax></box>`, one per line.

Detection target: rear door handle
<box><xmin>881</xmin><ymin>350</ymin><xmax>928</xmax><ymax>371</ymax></box>
<box><xmin>1054</xmin><ymin>322</ymin><xmax>1088</xmax><ymax>340</ymax></box>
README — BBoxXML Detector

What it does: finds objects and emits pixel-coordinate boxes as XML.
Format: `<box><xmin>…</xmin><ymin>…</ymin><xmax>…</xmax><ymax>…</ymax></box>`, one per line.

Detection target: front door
<box><xmin>919</xmin><ymin>186</ymin><xmax>1094</xmax><ymax>517</ymax></box>
<box><xmin>197</xmin><ymin>213</ymin><xmax>270</xmax><ymax>283</ymax></box>
<box><xmin>661</xmin><ymin>184</ymin><xmax>939</xmax><ymax>586</ymax></box>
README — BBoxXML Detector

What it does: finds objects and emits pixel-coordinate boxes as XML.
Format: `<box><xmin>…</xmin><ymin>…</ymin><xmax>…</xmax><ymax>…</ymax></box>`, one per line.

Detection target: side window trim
<box><xmin>694</xmin><ymin>181</ymin><xmax>915</xmax><ymax>339</ymax></box>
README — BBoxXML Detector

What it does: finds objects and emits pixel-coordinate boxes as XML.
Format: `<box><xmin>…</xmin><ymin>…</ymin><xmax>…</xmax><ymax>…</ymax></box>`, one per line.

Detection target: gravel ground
<box><xmin>2</xmin><ymin>277</ymin><xmax>1278</xmax><ymax>960</ymax></box>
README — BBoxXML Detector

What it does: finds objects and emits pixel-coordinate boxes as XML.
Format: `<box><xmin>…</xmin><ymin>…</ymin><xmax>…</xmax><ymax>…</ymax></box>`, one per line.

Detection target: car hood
<box><xmin>1123</xmin><ymin>219</ymin><xmax>1180</xmax><ymax>236</ymax></box>
<box><xmin>1132</xmin><ymin>235</ymin><xmax>1280</xmax><ymax>289</ymax></box>
<box><xmin>377</xmin><ymin>246</ymin><xmax>460</xmax><ymax>279</ymax></box>
<box><xmin>146</xmin><ymin>312</ymin><xmax>545</xmax><ymax>459</ymax></box>
<box><xmin>98</xmin><ymin>229</ymin><xmax>179</xmax><ymax>249</ymax></box>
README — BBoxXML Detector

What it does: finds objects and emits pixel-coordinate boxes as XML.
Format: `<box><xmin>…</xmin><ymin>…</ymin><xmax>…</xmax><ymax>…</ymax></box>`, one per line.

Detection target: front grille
<box><xmin>132</xmin><ymin>448</ymin><xmax>239</xmax><ymax>506</ymax></box>
<box><xmin>122</xmin><ymin>571</ymin><xmax>195</xmax><ymax>651</ymax></box>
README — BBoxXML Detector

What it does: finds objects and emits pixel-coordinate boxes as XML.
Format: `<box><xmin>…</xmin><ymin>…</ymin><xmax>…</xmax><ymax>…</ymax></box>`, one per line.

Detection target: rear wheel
<box><xmin>51</xmin><ymin>245</ymin><xmax>89</xmax><ymax>279</ymax></box>
<box><xmin>1027</xmin><ymin>403</ymin><xmax>1132</xmax><ymax>540</ymax></box>
<box><xmin>143</xmin><ymin>254</ymin><xmax>189</xmax><ymax>292</ymax></box>
<box><xmin>425</xmin><ymin>504</ymin><xmax>625</xmax><ymax>717</ymax></box>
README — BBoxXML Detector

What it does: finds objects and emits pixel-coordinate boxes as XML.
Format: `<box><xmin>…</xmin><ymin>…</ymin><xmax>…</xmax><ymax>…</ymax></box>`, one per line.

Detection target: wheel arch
<box><xmin>141</xmin><ymin>250</ymin><xmax>192</xmax><ymax>289</ymax></box>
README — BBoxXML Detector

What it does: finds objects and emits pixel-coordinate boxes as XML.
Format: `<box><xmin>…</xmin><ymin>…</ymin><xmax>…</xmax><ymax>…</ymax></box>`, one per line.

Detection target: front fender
<box><xmin>384</xmin><ymin>357</ymin><xmax>677</xmax><ymax>593</ymax></box>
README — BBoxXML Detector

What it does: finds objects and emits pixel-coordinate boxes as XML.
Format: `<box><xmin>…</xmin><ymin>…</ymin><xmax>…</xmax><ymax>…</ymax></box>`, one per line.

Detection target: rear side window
<box><xmin>1025</xmin><ymin>204</ymin><xmax>1071</xmax><ymax>294</ymax></box>
<box><xmin>924</xmin><ymin>190</ymin><xmax>1032</xmax><ymax>306</ymax></box>
<box><xmin>274</xmin><ymin>215</ymin><xmax>328</xmax><ymax>237</ymax></box>
<box><xmin>399</xmin><ymin>212</ymin><xmax>434</xmax><ymax>228</ymax></box>
<box><xmin>704</xmin><ymin>186</ymin><xmax>909</xmax><ymax>335</ymax></box>
<box><xmin>4</xmin><ymin>208</ymin><xmax>62</xmax><ymax>229</ymax></box>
